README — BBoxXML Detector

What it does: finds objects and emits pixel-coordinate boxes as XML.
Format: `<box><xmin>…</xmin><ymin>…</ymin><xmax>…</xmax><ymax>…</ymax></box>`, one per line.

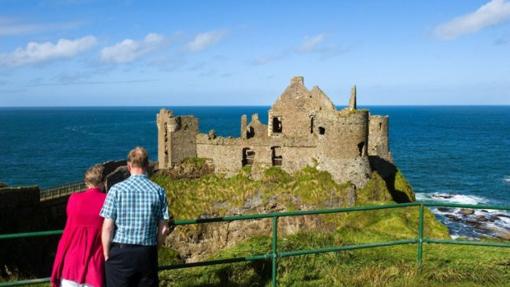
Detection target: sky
<box><xmin>0</xmin><ymin>0</ymin><xmax>510</xmax><ymax>106</ymax></box>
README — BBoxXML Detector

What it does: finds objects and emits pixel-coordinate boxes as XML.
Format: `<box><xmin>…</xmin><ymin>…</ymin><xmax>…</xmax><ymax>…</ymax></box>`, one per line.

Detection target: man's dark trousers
<box><xmin>105</xmin><ymin>244</ymin><xmax>158</xmax><ymax>287</ymax></box>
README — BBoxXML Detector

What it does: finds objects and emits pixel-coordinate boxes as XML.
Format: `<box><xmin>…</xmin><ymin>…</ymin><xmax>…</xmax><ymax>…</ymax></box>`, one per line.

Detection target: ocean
<box><xmin>1</xmin><ymin>106</ymin><xmax>509</xmax><ymax>237</ymax></box>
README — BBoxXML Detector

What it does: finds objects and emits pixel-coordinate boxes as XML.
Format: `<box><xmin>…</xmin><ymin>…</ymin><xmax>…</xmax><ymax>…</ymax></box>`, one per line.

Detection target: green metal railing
<box><xmin>40</xmin><ymin>182</ymin><xmax>86</xmax><ymax>201</ymax></box>
<box><xmin>0</xmin><ymin>202</ymin><xmax>509</xmax><ymax>287</ymax></box>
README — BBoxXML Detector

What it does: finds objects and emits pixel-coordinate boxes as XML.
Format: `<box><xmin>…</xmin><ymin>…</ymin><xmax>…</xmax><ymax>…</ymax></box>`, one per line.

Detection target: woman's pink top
<box><xmin>51</xmin><ymin>187</ymin><xmax>106</xmax><ymax>287</ymax></box>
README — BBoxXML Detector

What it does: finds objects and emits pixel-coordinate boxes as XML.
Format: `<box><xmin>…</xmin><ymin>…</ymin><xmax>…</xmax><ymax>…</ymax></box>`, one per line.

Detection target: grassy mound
<box><xmin>160</xmin><ymin>208</ymin><xmax>510</xmax><ymax>286</ymax></box>
<box><xmin>158</xmin><ymin>209</ymin><xmax>508</xmax><ymax>286</ymax></box>
<box><xmin>152</xmin><ymin>166</ymin><xmax>354</xmax><ymax>220</ymax></box>
<box><xmin>151</xmin><ymin>163</ymin><xmax>509</xmax><ymax>286</ymax></box>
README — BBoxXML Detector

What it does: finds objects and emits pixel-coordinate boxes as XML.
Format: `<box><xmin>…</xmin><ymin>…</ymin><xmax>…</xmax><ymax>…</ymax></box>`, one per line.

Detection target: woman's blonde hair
<box><xmin>84</xmin><ymin>164</ymin><xmax>104</xmax><ymax>187</ymax></box>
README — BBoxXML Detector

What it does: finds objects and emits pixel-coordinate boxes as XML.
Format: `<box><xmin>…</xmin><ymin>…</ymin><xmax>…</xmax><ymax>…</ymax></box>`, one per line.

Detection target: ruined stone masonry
<box><xmin>157</xmin><ymin>76</ymin><xmax>391</xmax><ymax>188</ymax></box>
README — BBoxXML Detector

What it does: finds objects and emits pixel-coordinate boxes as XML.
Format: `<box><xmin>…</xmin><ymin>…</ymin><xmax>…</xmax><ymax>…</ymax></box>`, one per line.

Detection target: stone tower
<box><xmin>368</xmin><ymin>115</ymin><xmax>392</xmax><ymax>162</ymax></box>
<box><xmin>156</xmin><ymin>109</ymin><xmax>199</xmax><ymax>169</ymax></box>
<box><xmin>348</xmin><ymin>85</ymin><xmax>357</xmax><ymax>111</ymax></box>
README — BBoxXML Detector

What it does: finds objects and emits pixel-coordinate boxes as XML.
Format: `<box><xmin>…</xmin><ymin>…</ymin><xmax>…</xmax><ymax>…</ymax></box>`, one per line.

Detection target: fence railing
<box><xmin>39</xmin><ymin>182</ymin><xmax>86</xmax><ymax>201</ymax></box>
<box><xmin>0</xmin><ymin>202</ymin><xmax>509</xmax><ymax>287</ymax></box>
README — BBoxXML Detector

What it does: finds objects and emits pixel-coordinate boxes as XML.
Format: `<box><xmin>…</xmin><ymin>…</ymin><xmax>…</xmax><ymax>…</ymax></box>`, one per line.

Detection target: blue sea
<box><xmin>1</xmin><ymin>106</ymin><xmax>509</xmax><ymax>236</ymax></box>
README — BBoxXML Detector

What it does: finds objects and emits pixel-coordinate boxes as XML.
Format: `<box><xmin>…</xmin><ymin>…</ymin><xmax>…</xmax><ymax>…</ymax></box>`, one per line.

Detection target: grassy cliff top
<box><xmin>149</xmin><ymin>163</ymin><xmax>508</xmax><ymax>287</ymax></box>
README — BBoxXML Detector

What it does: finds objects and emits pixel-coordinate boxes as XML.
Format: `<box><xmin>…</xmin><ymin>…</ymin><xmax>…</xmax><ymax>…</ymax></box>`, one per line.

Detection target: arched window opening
<box><xmin>357</xmin><ymin>142</ymin><xmax>365</xmax><ymax>157</ymax></box>
<box><xmin>246</xmin><ymin>126</ymin><xmax>255</xmax><ymax>139</ymax></box>
<box><xmin>242</xmin><ymin>148</ymin><xmax>255</xmax><ymax>166</ymax></box>
<box><xmin>271</xmin><ymin>146</ymin><xmax>282</xmax><ymax>166</ymax></box>
<box><xmin>272</xmin><ymin>117</ymin><xmax>282</xmax><ymax>133</ymax></box>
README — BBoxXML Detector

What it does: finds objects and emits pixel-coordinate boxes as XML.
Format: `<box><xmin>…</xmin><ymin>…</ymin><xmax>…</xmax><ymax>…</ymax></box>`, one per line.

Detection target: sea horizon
<box><xmin>1</xmin><ymin>104</ymin><xmax>510</xmax><ymax>108</ymax></box>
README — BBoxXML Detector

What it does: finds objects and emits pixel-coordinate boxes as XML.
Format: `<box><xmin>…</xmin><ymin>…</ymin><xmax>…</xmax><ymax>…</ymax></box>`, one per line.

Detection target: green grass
<box><xmin>7</xmin><ymin>166</ymin><xmax>506</xmax><ymax>287</ymax></box>
<box><xmin>152</xmin><ymin>166</ymin><xmax>354</xmax><ymax>220</ymax></box>
<box><xmin>152</xmin><ymin>165</ymin><xmax>509</xmax><ymax>286</ymax></box>
<box><xmin>158</xmin><ymin>221</ymin><xmax>510</xmax><ymax>287</ymax></box>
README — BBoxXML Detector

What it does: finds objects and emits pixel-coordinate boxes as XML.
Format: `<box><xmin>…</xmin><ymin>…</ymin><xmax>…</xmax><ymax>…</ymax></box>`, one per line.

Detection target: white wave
<box><xmin>504</xmin><ymin>176</ymin><xmax>510</xmax><ymax>183</ymax></box>
<box><xmin>418</xmin><ymin>192</ymin><xmax>489</xmax><ymax>205</ymax></box>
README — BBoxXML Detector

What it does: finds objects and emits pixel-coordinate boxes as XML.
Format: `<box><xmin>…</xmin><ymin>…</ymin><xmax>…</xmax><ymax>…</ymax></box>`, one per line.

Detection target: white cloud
<box><xmin>435</xmin><ymin>0</ymin><xmax>510</xmax><ymax>40</ymax></box>
<box><xmin>100</xmin><ymin>33</ymin><xmax>165</xmax><ymax>64</ymax></box>
<box><xmin>297</xmin><ymin>34</ymin><xmax>325</xmax><ymax>53</ymax></box>
<box><xmin>0</xmin><ymin>17</ymin><xmax>81</xmax><ymax>36</ymax></box>
<box><xmin>0</xmin><ymin>36</ymin><xmax>97</xmax><ymax>67</ymax></box>
<box><xmin>186</xmin><ymin>30</ymin><xmax>226</xmax><ymax>52</ymax></box>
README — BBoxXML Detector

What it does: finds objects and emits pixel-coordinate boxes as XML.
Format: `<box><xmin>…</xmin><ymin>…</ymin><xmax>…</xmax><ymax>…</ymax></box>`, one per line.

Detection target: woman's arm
<box><xmin>101</xmin><ymin>218</ymin><xmax>115</xmax><ymax>260</ymax></box>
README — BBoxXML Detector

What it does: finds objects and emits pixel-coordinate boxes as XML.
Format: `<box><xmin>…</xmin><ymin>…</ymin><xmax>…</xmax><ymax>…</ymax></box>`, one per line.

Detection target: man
<box><xmin>100</xmin><ymin>147</ymin><xmax>170</xmax><ymax>287</ymax></box>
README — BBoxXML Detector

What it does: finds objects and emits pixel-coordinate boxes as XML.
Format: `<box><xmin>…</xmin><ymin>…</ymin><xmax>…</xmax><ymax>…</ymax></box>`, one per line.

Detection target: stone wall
<box><xmin>268</xmin><ymin>77</ymin><xmax>336</xmax><ymax>139</ymax></box>
<box><xmin>157</xmin><ymin>76</ymin><xmax>390</xmax><ymax>189</ymax></box>
<box><xmin>0</xmin><ymin>186</ymin><xmax>40</xmax><ymax>234</ymax></box>
<box><xmin>157</xmin><ymin>109</ymin><xmax>198</xmax><ymax>169</ymax></box>
<box><xmin>196</xmin><ymin>136</ymin><xmax>242</xmax><ymax>175</ymax></box>
<box><xmin>368</xmin><ymin>115</ymin><xmax>392</xmax><ymax>162</ymax></box>
<box><xmin>0</xmin><ymin>186</ymin><xmax>64</xmax><ymax>278</ymax></box>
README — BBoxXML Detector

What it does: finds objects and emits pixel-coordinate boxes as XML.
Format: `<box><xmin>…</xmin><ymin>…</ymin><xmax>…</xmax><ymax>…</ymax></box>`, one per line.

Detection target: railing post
<box><xmin>271</xmin><ymin>216</ymin><xmax>278</xmax><ymax>287</ymax></box>
<box><xmin>417</xmin><ymin>203</ymin><xmax>424</xmax><ymax>268</ymax></box>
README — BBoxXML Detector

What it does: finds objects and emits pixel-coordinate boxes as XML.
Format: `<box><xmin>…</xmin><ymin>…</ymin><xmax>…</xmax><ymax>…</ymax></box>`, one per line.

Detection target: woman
<box><xmin>51</xmin><ymin>164</ymin><xmax>107</xmax><ymax>287</ymax></box>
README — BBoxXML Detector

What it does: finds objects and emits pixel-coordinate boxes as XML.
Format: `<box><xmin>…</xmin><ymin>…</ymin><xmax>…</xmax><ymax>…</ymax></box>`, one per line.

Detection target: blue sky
<box><xmin>0</xmin><ymin>0</ymin><xmax>509</xmax><ymax>106</ymax></box>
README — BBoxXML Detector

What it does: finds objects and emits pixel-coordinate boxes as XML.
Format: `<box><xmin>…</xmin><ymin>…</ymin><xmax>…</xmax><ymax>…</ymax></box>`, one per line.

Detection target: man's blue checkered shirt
<box><xmin>100</xmin><ymin>174</ymin><xmax>170</xmax><ymax>246</ymax></box>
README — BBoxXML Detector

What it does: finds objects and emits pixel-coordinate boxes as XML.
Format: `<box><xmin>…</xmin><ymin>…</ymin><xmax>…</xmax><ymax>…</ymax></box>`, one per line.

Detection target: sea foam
<box><xmin>416</xmin><ymin>192</ymin><xmax>489</xmax><ymax>205</ymax></box>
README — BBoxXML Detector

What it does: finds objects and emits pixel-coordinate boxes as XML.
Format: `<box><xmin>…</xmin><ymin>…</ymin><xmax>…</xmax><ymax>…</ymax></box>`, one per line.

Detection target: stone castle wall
<box><xmin>158</xmin><ymin>112</ymin><xmax>198</xmax><ymax>169</ymax></box>
<box><xmin>157</xmin><ymin>76</ymin><xmax>390</xmax><ymax>188</ymax></box>
<box><xmin>196</xmin><ymin>135</ymin><xmax>242</xmax><ymax>175</ymax></box>
<box><xmin>368</xmin><ymin>115</ymin><xmax>391</xmax><ymax>162</ymax></box>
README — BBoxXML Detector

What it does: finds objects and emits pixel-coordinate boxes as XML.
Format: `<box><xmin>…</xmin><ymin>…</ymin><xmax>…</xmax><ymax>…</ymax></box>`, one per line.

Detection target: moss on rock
<box><xmin>356</xmin><ymin>171</ymin><xmax>393</xmax><ymax>204</ymax></box>
<box><xmin>394</xmin><ymin>169</ymin><xmax>416</xmax><ymax>202</ymax></box>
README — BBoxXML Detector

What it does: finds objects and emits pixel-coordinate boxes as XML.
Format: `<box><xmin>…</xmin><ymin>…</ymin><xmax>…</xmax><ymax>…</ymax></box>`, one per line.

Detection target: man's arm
<box><xmin>102</xmin><ymin>218</ymin><xmax>115</xmax><ymax>260</ymax></box>
<box><xmin>157</xmin><ymin>220</ymin><xmax>170</xmax><ymax>249</ymax></box>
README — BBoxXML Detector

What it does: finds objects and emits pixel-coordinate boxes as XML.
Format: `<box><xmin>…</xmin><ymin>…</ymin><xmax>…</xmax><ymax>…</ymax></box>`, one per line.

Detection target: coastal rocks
<box><xmin>434</xmin><ymin>206</ymin><xmax>510</xmax><ymax>241</ymax></box>
<box><xmin>459</xmin><ymin>208</ymin><xmax>475</xmax><ymax>216</ymax></box>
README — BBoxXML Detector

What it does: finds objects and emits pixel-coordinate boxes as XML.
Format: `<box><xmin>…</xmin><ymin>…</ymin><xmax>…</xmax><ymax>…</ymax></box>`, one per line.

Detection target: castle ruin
<box><xmin>156</xmin><ymin>76</ymin><xmax>391</xmax><ymax>188</ymax></box>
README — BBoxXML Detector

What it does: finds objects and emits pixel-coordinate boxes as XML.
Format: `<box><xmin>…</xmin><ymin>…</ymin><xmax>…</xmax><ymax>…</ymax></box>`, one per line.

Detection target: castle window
<box><xmin>310</xmin><ymin>116</ymin><xmax>315</xmax><ymax>134</ymax></box>
<box><xmin>271</xmin><ymin>146</ymin><xmax>282</xmax><ymax>166</ymax></box>
<box><xmin>318</xmin><ymin>127</ymin><xmax>326</xmax><ymax>135</ymax></box>
<box><xmin>379</xmin><ymin>122</ymin><xmax>382</xmax><ymax>130</ymax></box>
<box><xmin>358</xmin><ymin>142</ymin><xmax>365</xmax><ymax>157</ymax></box>
<box><xmin>242</xmin><ymin>148</ymin><xmax>255</xmax><ymax>166</ymax></box>
<box><xmin>272</xmin><ymin>117</ymin><xmax>282</xmax><ymax>133</ymax></box>
<box><xmin>247</xmin><ymin>126</ymin><xmax>255</xmax><ymax>139</ymax></box>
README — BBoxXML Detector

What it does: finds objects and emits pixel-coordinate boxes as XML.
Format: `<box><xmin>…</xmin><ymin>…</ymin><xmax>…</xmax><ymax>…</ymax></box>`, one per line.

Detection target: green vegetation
<box><xmin>394</xmin><ymin>169</ymin><xmax>416</xmax><ymax>202</ymax></box>
<box><xmin>152</xmin><ymin>166</ymin><xmax>353</xmax><ymax>220</ymax></box>
<box><xmin>151</xmin><ymin>164</ymin><xmax>509</xmax><ymax>286</ymax></box>
<box><xmin>356</xmin><ymin>171</ymin><xmax>392</xmax><ymax>203</ymax></box>
<box><xmin>6</xmin><ymin>165</ymin><xmax>508</xmax><ymax>287</ymax></box>
<box><xmin>158</xmin><ymin>209</ymin><xmax>509</xmax><ymax>286</ymax></box>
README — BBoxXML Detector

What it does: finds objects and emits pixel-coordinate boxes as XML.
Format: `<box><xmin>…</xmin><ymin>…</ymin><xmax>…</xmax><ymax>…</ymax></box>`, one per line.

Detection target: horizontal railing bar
<box><xmin>2</xmin><ymin>202</ymin><xmax>509</xmax><ymax>240</ymax></box>
<box><xmin>0</xmin><ymin>277</ymin><xmax>50</xmax><ymax>287</ymax></box>
<box><xmin>0</xmin><ymin>230</ymin><xmax>62</xmax><ymax>240</ymax></box>
<box><xmin>279</xmin><ymin>239</ymin><xmax>417</xmax><ymax>258</ymax></box>
<box><xmin>426</xmin><ymin>239</ymin><xmax>510</xmax><ymax>248</ymax></box>
<box><xmin>159</xmin><ymin>254</ymin><xmax>270</xmax><ymax>270</ymax></box>
<box><xmin>174</xmin><ymin>202</ymin><xmax>420</xmax><ymax>225</ymax></box>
